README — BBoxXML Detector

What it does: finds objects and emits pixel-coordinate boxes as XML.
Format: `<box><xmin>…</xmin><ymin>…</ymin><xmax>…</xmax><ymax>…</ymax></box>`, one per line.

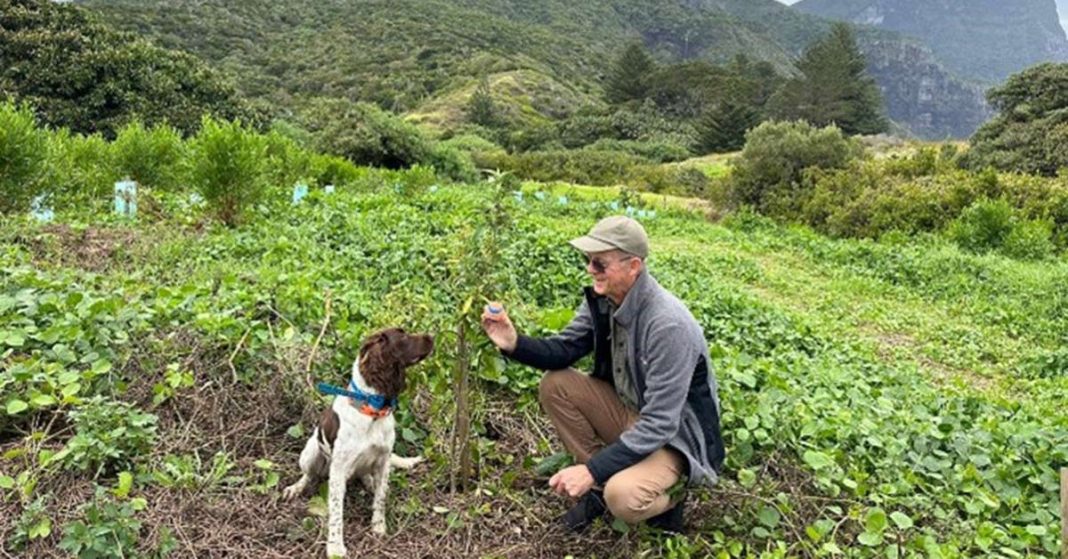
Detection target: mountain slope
<box><xmin>794</xmin><ymin>0</ymin><xmax>1068</xmax><ymax>83</ymax></box>
<box><xmin>79</xmin><ymin>0</ymin><xmax>793</xmax><ymax>113</ymax></box>
<box><xmin>706</xmin><ymin>0</ymin><xmax>993</xmax><ymax>136</ymax></box>
<box><xmin>79</xmin><ymin>0</ymin><xmax>991</xmax><ymax>138</ymax></box>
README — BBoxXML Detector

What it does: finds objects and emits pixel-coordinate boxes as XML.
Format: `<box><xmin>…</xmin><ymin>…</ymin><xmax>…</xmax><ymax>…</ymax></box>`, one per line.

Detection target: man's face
<box><xmin>584</xmin><ymin>250</ymin><xmax>637</xmax><ymax>301</ymax></box>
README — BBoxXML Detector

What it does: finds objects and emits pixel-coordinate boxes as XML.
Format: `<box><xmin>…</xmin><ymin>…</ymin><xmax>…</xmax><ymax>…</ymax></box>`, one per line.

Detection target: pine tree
<box><xmin>605</xmin><ymin>42</ymin><xmax>656</xmax><ymax>105</ymax></box>
<box><xmin>768</xmin><ymin>23</ymin><xmax>887</xmax><ymax>135</ymax></box>
<box><xmin>465</xmin><ymin>77</ymin><xmax>498</xmax><ymax>127</ymax></box>
<box><xmin>695</xmin><ymin>99</ymin><xmax>760</xmax><ymax>154</ymax></box>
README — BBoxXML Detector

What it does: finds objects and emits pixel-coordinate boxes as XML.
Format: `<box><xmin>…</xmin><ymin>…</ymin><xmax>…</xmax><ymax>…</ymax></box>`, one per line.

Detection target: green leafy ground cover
<box><xmin>1</xmin><ymin>177</ymin><xmax>1066</xmax><ymax>558</ymax></box>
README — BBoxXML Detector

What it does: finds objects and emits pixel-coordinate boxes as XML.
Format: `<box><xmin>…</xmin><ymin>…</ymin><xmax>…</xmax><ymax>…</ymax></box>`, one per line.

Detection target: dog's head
<box><xmin>358</xmin><ymin>327</ymin><xmax>434</xmax><ymax>397</ymax></box>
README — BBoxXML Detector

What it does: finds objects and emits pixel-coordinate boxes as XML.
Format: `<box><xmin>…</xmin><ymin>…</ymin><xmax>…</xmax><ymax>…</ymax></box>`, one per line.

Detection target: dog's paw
<box><xmin>389</xmin><ymin>454</ymin><xmax>424</xmax><ymax>469</ymax></box>
<box><xmin>281</xmin><ymin>483</ymin><xmax>302</xmax><ymax>501</ymax></box>
<box><xmin>326</xmin><ymin>542</ymin><xmax>347</xmax><ymax>558</ymax></box>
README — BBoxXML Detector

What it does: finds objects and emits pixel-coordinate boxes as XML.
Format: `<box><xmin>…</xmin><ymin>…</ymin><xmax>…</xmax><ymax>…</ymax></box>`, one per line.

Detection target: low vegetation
<box><xmin>1</xmin><ymin>106</ymin><xmax>1066</xmax><ymax>557</ymax></box>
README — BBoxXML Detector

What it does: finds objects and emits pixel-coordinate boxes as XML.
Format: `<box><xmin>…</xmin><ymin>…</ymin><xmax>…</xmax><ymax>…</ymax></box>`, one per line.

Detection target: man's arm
<box><xmin>506</xmin><ymin>299</ymin><xmax>595</xmax><ymax>371</ymax></box>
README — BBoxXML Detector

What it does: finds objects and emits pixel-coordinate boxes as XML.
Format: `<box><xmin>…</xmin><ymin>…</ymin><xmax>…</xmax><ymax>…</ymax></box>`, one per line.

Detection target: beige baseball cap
<box><xmin>569</xmin><ymin>215</ymin><xmax>649</xmax><ymax>258</ymax></box>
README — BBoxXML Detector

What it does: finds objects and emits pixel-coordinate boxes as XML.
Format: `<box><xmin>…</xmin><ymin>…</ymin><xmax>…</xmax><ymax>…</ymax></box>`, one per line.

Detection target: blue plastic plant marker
<box><xmin>609</xmin><ymin>201</ymin><xmax>620</xmax><ymax>211</ymax></box>
<box><xmin>324</xmin><ymin>184</ymin><xmax>335</xmax><ymax>194</ymax></box>
<box><xmin>624</xmin><ymin>206</ymin><xmax>635</xmax><ymax>216</ymax></box>
<box><xmin>292</xmin><ymin>182</ymin><xmax>309</xmax><ymax>204</ymax></box>
<box><xmin>558</xmin><ymin>195</ymin><xmax>568</xmax><ymax>205</ymax></box>
<box><xmin>534</xmin><ymin>191</ymin><xmax>546</xmax><ymax>201</ymax></box>
<box><xmin>31</xmin><ymin>194</ymin><xmax>53</xmax><ymax>222</ymax></box>
<box><xmin>648</xmin><ymin>210</ymin><xmax>657</xmax><ymax>219</ymax></box>
<box><xmin>114</xmin><ymin>180</ymin><xmax>137</xmax><ymax>217</ymax></box>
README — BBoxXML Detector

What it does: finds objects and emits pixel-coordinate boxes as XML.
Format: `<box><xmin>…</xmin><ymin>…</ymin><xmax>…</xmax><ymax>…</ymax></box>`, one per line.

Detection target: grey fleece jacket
<box><xmin>509</xmin><ymin>270</ymin><xmax>725</xmax><ymax>487</ymax></box>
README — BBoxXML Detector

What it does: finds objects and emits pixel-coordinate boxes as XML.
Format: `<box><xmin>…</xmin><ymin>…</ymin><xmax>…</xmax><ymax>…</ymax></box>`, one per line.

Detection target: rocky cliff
<box><xmin>860</xmin><ymin>37</ymin><xmax>993</xmax><ymax>138</ymax></box>
<box><xmin>794</xmin><ymin>0</ymin><xmax>1068</xmax><ymax>83</ymax></box>
<box><xmin>707</xmin><ymin>0</ymin><xmax>994</xmax><ymax>137</ymax></box>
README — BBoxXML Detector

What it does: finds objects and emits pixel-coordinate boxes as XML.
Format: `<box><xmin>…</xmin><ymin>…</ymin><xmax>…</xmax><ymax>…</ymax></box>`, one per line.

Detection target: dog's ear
<box><xmin>359</xmin><ymin>329</ymin><xmax>407</xmax><ymax>397</ymax></box>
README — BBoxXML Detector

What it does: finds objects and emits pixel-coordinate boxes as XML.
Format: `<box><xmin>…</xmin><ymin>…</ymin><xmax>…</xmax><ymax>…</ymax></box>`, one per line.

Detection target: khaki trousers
<box><xmin>538</xmin><ymin>368</ymin><xmax>686</xmax><ymax>523</ymax></box>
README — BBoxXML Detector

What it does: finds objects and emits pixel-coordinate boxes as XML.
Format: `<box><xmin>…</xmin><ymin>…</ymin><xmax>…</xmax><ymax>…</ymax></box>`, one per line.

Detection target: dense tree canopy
<box><xmin>964</xmin><ymin>63</ymin><xmax>1068</xmax><ymax>176</ymax></box>
<box><xmin>0</xmin><ymin>0</ymin><xmax>263</xmax><ymax>138</ymax></box>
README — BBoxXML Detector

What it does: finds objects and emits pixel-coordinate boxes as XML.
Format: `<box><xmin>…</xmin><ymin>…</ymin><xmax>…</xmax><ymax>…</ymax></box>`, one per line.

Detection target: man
<box><xmin>481</xmin><ymin>215</ymin><xmax>725</xmax><ymax>533</ymax></box>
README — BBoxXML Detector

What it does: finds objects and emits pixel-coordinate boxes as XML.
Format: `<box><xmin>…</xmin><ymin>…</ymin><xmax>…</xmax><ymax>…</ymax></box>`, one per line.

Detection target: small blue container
<box><xmin>31</xmin><ymin>194</ymin><xmax>53</xmax><ymax>222</ymax></box>
<box><xmin>292</xmin><ymin>182</ymin><xmax>309</xmax><ymax>204</ymax></box>
<box><xmin>114</xmin><ymin>180</ymin><xmax>137</xmax><ymax>217</ymax></box>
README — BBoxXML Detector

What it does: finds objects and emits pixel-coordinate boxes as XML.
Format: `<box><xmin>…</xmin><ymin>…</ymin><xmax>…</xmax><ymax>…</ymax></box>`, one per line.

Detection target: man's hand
<box><xmin>549</xmin><ymin>464</ymin><xmax>595</xmax><ymax>498</ymax></box>
<box><xmin>480</xmin><ymin>301</ymin><xmax>517</xmax><ymax>353</ymax></box>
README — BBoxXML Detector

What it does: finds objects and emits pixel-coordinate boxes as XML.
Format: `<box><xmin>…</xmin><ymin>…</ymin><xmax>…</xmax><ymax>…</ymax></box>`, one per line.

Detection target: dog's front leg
<box><xmin>370</xmin><ymin>457</ymin><xmax>392</xmax><ymax>535</ymax></box>
<box><xmin>326</xmin><ymin>454</ymin><xmax>355</xmax><ymax>558</ymax></box>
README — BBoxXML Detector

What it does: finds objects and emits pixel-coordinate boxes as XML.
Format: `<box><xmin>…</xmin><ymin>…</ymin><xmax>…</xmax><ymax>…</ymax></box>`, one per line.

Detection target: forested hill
<box><xmin>77</xmin><ymin>0</ymin><xmax>791</xmax><ymax>112</ymax></box>
<box><xmin>794</xmin><ymin>0</ymin><xmax>1068</xmax><ymax>84</ymax></box>
<box><xmin>79</xmin><ymin>0</ymin><xmax>990</xmax><ymax>138</ymax></box>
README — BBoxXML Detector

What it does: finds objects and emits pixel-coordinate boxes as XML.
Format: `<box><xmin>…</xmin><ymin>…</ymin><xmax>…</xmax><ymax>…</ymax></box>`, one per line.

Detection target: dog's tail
<box><xmin>389</xmin><ymin>454</ymin><xmax>423</xmax><ymax>470</ymax></box>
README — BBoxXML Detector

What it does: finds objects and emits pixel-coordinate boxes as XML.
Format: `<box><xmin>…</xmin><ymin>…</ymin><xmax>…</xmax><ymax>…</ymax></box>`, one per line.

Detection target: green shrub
<box><xmin>303</xmin><ymin>99</ymin><xmax>432</xmax><ymax>169</ymax></box>
<box><xmin>428</xmin><ymin>143</ymin><xmax>478</xmax><ymax>182</ymax></box>
<box><xmin>503</xmin><ymin>121</ymin><xmax>561</xmax><ymax>152</ymax></box>
<box><xmin>111</xmin><ymin>121</ymin><xmax>186</xmax><ymax>192</ymax></box>
<box><xmin>45</xmin><ymin>130</ymin><xmax>114</xmax><ymax>210</ymax></box>
<box><xmin>188</xmin><ymin>116</ymin><xmax>269</xmax><ymax>226</ymax></box>
<box><xmin>54</xmin><ymin>397</ymin><xmax>158</xmax><ymax>476</ymax></box>
<box><xmin>264</xmin><ymin>130</ymin><xmax>313</xmax><ymax>189</ymax></box>
<box><xmin>585</xmin><ymin>138</ymin><xmax>692</xmax><ymax>163</ymax></box>
<box><xmin>732</xmin><ymin>120</ymin><xmax>863</xmax><ymax>220</ymax></box>
<box><xmin>947</xmin><ymin>198</ymin><xmax>1016</xmax><ymax>254</ymax></box>
<box><xmin>881</xmin><ymin>146</ymin><xmax>939</xmax><ymax>178</ymax></box>
<box><xmin>309</xmin><ymin>154</ymin><xmax>363</xmax><ymax>189</ymax></box>
<box><xmin>555</xmin><ymin>104</ymin><xmax>694</xmax><ymax>149</ymax></box>
<box><xmin>1002</xmin><ymin>218</ymin><xmax>1055</xmax><ymax>260</ymax></box>
<box><xmin>0</xmin><ymin>102</ymin><xmax>48</xmax><ymax>214</ymax></box>
<box><xmin>438</xmin><ymin>133</ymin><xmax>504</xmax><ymax>155</ymax></box>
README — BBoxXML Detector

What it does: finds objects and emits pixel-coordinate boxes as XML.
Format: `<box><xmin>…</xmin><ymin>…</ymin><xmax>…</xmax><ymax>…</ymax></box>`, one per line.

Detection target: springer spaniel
<box><xmin>282</xmin><ymin>328</ymin><xmax>434</xmax><ymax>558</ymax></box>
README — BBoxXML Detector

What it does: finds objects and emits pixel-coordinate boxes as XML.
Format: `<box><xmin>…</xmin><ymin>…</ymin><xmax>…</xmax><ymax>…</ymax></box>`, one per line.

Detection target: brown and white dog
<box><xmin>282</xmin><ymin>328</ymin><xmax>433</xmax><ymax>558</ymax></box>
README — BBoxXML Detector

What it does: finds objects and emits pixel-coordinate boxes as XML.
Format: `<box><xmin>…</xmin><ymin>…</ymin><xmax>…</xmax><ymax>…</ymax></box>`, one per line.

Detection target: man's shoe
<box><xmin>646</xmin><ymin>498</ymin><xmax>685</xmax><ymax>533</ymax></box>
<box><xmin>559</xmin><ymin>489</ymin><xmax>606</xmax><ymax>532</ymax></box>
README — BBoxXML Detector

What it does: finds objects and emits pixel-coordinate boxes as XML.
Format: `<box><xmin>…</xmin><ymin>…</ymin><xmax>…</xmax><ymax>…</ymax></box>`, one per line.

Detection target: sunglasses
<box><xmin>584</xmin><ymin>254</ymin><xmax>634</xmax><ymax>274</ymax></box>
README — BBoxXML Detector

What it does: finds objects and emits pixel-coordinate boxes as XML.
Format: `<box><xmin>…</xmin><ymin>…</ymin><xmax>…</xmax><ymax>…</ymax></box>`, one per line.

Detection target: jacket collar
<box><xmin>612</xmin><ymin>268</ymin><xmax>652</xmax><ymax>329</ymax></box>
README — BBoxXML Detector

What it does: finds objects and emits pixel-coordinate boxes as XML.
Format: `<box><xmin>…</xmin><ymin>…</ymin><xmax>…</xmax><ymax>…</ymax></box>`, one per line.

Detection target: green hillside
<box><xmin>79</xmin><ymin>0</ymin><xmax>989</xmax><ymax>138</ymax></box>
<box><xmin>80</xmin><ymin>0</ymin><xmax>790</xmax><ymax>115</ymax></box>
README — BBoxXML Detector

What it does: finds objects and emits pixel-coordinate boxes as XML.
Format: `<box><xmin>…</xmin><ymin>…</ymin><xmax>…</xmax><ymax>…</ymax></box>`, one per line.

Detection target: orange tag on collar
<box><xmin>358</xmin><ymin>403</ymin><xmax>391</xmax><ymax>418</ymax></box>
